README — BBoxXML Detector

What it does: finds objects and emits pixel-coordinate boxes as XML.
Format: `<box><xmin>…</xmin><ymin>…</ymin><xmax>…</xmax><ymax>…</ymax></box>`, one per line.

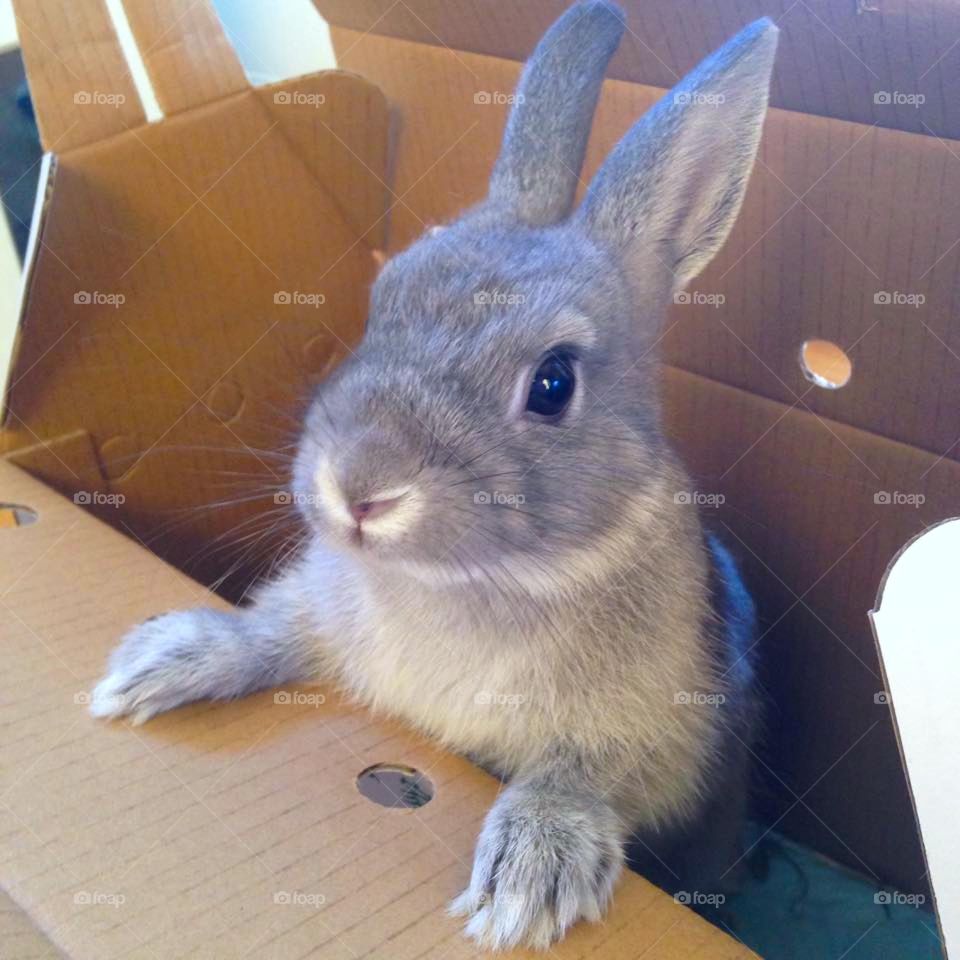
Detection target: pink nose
<box><xmin>349</xmin><ymin>496</ymin><xmax>401</xmax><ymax>525</ymax></box>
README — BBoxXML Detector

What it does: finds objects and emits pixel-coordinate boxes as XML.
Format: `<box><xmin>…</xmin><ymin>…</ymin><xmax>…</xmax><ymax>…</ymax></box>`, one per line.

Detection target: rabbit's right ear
<box><xmin>486</xmin><ymin>1</ymin><xmax>625</xmax><ymax>227</ymax></box>
<box><xmin>576</xmin><ymin>18</ymin><xmax>778</xmax><ymax>293</ymax></box>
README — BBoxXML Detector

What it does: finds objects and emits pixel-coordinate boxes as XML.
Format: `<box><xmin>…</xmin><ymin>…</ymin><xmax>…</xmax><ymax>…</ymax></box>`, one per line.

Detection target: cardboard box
<box><xmin>1</xmin><ymin>0</ymin><xmax>956</xmax><ymax>956</ymax></box>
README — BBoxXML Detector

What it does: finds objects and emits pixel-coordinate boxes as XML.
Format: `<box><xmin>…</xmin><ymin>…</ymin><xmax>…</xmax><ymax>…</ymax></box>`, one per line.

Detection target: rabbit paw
<box><xmin>450</xmin><ymin>788</ymin><xmax>623</xmax><ymax>950</ymax></box>
<box><xmin>90</xmin><ymin>609</ymin><xmax>240</xmax><ymax>724</ymax></box>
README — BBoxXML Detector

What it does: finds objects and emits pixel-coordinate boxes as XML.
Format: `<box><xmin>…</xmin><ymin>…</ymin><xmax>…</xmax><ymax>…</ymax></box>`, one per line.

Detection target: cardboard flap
<box><xmin>122</xmin><ymin>0</ymin><xmax>249</xmax><ymax>115</ymax></box>
<box><xmin>1</xmin><ymin>67</ymin><xmax>389</xmax><ymax>592</ymax></box>
<box><xmin>871</xmin><ymin>518</ymin><xmax>960</xmax><ymax>958</ymax></box>
<box><xmin>255</xmin><ymin>71</ymin><xmax>390</xmax><ymax>249</ymax></box>
<box><xmin>0</xmin><ymin>461</ymin><xmax>758</xmax><ymax>958</ymax></box>
<box><xmin>12</xmin><ymin>0</ymin><xmax>146</xmax><ymax>151</ymax></box>
<box><xmin>316</xmin><ymin>0</ymin><xmax>960</xmax><ymax>141</ymax></box>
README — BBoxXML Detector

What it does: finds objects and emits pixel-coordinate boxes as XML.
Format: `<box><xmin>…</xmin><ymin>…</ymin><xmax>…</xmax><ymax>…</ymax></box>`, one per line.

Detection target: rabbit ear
<box><xmin>487</xmin><ymin>1</ymin><xmax>625</xmax><ymax>226</ymax></box>
<box><xmin>576</xmin><ymin>18</ymin><xmax>778</xmax><ymax>292</ymax></box>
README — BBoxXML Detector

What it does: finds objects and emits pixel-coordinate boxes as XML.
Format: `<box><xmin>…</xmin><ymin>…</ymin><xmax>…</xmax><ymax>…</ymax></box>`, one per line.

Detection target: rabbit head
<box><xmin>293</xmin><ymin>1</ymin><xmax>777</xmax><ymax>591</ymax></box>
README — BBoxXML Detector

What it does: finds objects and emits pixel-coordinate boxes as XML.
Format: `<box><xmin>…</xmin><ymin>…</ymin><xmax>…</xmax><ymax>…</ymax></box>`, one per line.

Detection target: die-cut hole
<box><xmin>357</xmin><ymin>763</ymin><xmax>434</xmax><ymax>809</ymax></box>
<box><xmin>0</xmin><ymin>504</ymin><xmax>38</xmax><ymax>528</ymax></box>
<box><xmin>799</xmin><ymin>339</ymin><xmax>852</xmax><ymax>389</ymax></box>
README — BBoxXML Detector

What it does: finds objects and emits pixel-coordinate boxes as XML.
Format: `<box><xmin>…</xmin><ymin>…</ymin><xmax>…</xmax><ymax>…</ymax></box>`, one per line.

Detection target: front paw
<box><xmin>90</xmin><ymin>609</ymin><xmax>235</xmax><ymax>724</ymax></box>
<box><xmin>450</xmin><ymin>788</ymin><xmax>624</xmax><ymax>950</ymax></box>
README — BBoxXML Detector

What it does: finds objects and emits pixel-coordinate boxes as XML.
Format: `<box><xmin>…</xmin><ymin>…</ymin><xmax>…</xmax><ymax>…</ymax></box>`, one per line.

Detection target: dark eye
<box><xmin>526</xmin><ymin>351</ymin><xmax>576</xmax><ymax>417</ymax></box>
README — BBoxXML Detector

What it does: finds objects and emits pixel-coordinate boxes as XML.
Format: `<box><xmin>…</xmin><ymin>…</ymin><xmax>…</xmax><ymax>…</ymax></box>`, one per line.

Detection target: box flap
<box><xmin>0</xmin><ymin>461</ymin><xmax>758</xmax><ymax>958</ymax></box>
<box><xmin>317</xmin><ymin>0</ymin><xmax>960</xmax><ymax>140</ymax></box>
<box><xmin>11</xmin><ymin>0</ymin><xmax>147</xmax><ymax>151</ymax></box>
<box><xmin>122</xmin><ymin>0</ymin><xmax>249</xmax><ymax>115</ymax></box>
<box><xmin>1</xmin><ymin>67</ymin><xmax>389</xmax><ymax>592</ymax></box>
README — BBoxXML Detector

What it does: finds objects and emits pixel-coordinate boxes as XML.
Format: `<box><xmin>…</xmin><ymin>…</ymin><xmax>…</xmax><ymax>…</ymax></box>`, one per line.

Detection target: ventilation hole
<box><xmin>799</xmin><ymin>339</ymin><xmax>852</xmax><ymax>389</ymax></box>
<box><xmin>0</xmin><ymin>504</ymin><xmax>38</xmax><ymax>528</ymax></box>
<box><xmin>357</xmin><ymin>763</ymin><xmax>434</xmax><ymax>809</ymax></box>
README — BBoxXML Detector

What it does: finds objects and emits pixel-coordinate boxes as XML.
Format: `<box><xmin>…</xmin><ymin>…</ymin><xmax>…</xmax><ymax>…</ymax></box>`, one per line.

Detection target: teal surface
<box><xmin>710</xmin><ymin>830</ymin><xmax>943</xmax><ymax>959</ymax></box>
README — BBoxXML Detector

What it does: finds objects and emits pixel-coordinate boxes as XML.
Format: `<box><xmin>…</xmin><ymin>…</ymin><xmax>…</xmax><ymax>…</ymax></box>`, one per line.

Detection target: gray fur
<box><xmin>93</xmin><ymin>5</ymin><xmax>778</xmax><ymax>950</ymax></box>
<box><xmin>488</xmin><ymin>0</ymin><xmax>624</xmax><ymax>225</ymax></box>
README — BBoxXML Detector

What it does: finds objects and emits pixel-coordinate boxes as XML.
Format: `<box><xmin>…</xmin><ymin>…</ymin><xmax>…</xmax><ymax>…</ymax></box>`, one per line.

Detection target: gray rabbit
<box><xmin>92</xmin><ymin>2</ymin><xmax>777</xmax><ymax>949</ymax></box>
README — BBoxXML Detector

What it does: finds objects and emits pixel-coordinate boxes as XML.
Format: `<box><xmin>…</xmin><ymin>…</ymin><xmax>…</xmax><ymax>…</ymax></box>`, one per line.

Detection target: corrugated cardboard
<box><xmin>319</xmin><ymin>0</ymin><xmax>960</xmax><ymax>141</ymax></box>
<box><xmin>0</xmin><ymin>461</ymin><xmax>758</xmax><ymax>957</ymax></box>
<box><xmin>2</xmin><ymin>0</ymin><xmax>957</xmax><ymax>955</ymax></box>
<box><xmin>3</xmin><ymin>0</ymin><xmax>389</xmax><ymax>591</ymax></box>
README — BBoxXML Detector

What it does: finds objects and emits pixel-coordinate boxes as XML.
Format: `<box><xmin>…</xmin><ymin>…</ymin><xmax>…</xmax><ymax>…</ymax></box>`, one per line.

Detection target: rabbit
<box><xmin>91</xmin><ymin>1</ymin><xmax>777</xmax><ymax>950</ymax></box>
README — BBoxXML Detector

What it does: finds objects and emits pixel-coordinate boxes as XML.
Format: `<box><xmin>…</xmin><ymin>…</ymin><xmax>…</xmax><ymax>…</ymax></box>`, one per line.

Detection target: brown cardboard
<box><xmin>3</xmin><ymin>0</ymin><xmax>958</xmax><ymax>954</ymax></box>
<box><xmin>3</xmin><ymin>0</ymin><xmax>389</xmax><ymax>590</ymax></box>
<box><xmin>320</xmin><ymin>0</ymin><xmax>960</xmax><ymax>141</ymax></box>
<box><xmin>0</xmin><ymin>461</ymin><xmax>758</xmax><ymax>958</ymax></box>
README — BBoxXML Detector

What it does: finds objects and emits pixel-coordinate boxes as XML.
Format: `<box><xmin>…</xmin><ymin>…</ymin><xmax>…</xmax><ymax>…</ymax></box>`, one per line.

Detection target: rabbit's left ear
<box><xmin>576</xmin><ymin>18</ymin><xmax>778</xmax><ymax>292</ymax></box>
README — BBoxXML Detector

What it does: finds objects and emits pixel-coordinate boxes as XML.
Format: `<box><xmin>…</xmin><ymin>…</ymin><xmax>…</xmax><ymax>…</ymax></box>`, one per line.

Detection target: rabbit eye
<box><xmin>526</xmin><ymin>351</ymin><xmax>576</xmax><ymax>417</ymax></box>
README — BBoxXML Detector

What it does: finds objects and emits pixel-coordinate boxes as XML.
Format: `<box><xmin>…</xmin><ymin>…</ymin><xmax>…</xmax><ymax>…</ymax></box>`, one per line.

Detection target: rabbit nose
<box><xmin>348</xmin><ymin>495</ymin><xmax>402</xmax><ymax>525</ymax></box>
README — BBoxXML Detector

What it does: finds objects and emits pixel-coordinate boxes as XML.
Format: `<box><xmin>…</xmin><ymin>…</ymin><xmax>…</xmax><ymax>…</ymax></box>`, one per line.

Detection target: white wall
<box><xmin>210</xmin><ymin>0</ymin><xmax>336</xmax><ymax>84</ymax></box>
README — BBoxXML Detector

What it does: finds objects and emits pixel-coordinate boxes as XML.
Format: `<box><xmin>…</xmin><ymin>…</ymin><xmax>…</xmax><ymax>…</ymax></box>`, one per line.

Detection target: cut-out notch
<box><xmin>357</xmin><ymin>763</ymin><xmax>434</xmax><ymax>809</ymax></box>
<box><xmin>0</xmin><ymin>503</ymin><xmax>38</xmax><ymax>528</ymax></box>
<box><xmin>799</xmin><ymin>339</ymin><xmax>852</xmax><ymax>389</ymax></box>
